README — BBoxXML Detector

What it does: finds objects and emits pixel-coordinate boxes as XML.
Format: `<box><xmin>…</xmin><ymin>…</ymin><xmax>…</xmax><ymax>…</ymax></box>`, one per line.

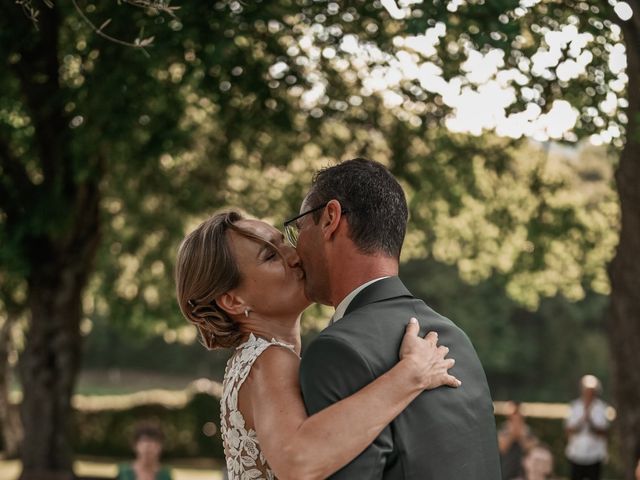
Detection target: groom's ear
<box><xmin>215</xmin><ymin>291</ymin><xmax>246</xmax><ymax>317</ymax></box>
<box><xmin>321</xmin><ymin>199</ymin><xmax>345</xmax><ymax>241</ymax></box>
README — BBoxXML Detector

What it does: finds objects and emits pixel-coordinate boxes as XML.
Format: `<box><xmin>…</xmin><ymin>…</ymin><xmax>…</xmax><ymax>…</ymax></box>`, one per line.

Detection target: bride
<box><xmin>175</xmin><ymin>211</ymin><xmax>460</xmax><ymax>480</ymax></box>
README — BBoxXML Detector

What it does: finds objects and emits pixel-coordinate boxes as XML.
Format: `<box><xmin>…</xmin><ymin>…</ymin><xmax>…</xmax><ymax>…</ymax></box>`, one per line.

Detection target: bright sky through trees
<box><xmin>342</xmin><ymin>0</ymin><xmax>631</xmax><ymax>145</ymax></box>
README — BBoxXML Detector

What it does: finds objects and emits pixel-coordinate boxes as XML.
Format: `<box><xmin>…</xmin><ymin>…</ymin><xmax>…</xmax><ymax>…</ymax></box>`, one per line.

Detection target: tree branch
<box><xmin>71</xmin><ymin>0</ymin><xmax>153</xmax><ymax>57</ymax></box>
<box><xmin>14</xmin><ymin>0</ymin><xmax>47</xmax><ymax>29</ymax></box>
<box><xmin>121</xmin><ymin>0</ymin><xmax>180</xmax><ymax>18</ymax></box>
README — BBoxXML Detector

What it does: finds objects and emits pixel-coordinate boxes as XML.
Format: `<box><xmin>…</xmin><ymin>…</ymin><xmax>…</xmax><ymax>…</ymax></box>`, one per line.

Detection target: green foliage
<box><xmin>222</xmin><ymin>119</ymin><xmax>618</xmax><ymax>309</ymax></box>
<box><xmin>0</xmin><ymin>0</ymin><xmax>622</xmax><ymax>337</ymax></box>
<box><xmin>79</xmin><ymin>248</ymin><xmax>610</xmax><ymax>405</ymax></box>
<box><xmin>402</xmin><ymin>258</ymin><xmax>611</xmax><ymax>402</ymax></box>
<box><xmin>81</xmin><ymin>316</ymin><xmax>232</xmax><ymax>381</ymax></box>
<box><xmin>71</xmin><ymin>392</ymin><xmax>223</xmax><ymax>459</ymax></box>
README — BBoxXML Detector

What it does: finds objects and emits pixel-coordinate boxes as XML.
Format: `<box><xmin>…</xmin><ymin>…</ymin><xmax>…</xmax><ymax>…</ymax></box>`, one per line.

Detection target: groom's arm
<box><xmin>299</xmin><ymin>334</ymin><xmax>393</xmax><ymax>479</ymax></box>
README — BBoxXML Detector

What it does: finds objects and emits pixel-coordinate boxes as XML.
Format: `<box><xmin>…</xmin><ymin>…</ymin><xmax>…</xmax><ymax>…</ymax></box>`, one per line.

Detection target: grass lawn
<box><xmin>0</xmin><ymin>457</ymin><xmax>224</xmax><ymax>480</ymax></box>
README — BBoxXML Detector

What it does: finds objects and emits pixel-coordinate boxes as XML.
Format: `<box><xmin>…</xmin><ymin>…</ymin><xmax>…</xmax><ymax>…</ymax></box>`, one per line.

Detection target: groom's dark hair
<box><xmin>307</xmin><ymin>158</ymin><xmax>408</xmax><ymax>259</ymax></box>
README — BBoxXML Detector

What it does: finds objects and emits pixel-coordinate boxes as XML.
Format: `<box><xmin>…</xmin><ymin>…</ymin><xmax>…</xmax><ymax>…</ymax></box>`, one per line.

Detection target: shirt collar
<box><xmin>330</xmin><ymin>277</ymin><xmax>390</xmax><ymax>324</ymax></box>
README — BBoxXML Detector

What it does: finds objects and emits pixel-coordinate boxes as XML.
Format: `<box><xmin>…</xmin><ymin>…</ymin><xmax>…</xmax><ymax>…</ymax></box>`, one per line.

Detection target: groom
<box><xmin>286</xmin><ymin>158</ymin><xmax>501</xmax><ymax>479</ymax></box>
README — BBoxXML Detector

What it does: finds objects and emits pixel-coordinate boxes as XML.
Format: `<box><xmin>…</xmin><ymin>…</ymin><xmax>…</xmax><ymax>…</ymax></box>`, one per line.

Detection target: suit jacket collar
<box><xmin>344</xmin><ymin>276</ymin><xmax>414</xmax><ymax>317</ymax></box>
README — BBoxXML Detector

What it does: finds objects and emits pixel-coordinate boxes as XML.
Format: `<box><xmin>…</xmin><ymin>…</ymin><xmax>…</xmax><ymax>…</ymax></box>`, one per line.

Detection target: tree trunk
<box><xmin>3</xmin><ymin>3</ymin><xmax>103</xmax><ymax>478</ymax></box>
<box><xmin>607</xmin><ymin>12</ymin><xmax>640</xmax><ymax>480</ymax></box>
<box><xmin>0</xmin><ymin>313</ymin><xmax>22</xmax><ymax>458</ymax></box>
<box><xmin>19</xmin><ymin>181</ymin><xmax>100</xmax><ymax>480</ymax></box>
<box><xmin>19</xmin><ymin>267</ymin><xmax>85</xmax><ymax>480</ymax></box>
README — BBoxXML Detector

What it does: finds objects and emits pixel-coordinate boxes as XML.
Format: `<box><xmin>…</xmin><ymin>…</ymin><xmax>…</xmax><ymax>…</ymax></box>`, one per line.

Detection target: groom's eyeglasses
<box><xmin>283</xmin><ymin>203</ymin><xmax>328</xmax><ymax>247</ymax></box>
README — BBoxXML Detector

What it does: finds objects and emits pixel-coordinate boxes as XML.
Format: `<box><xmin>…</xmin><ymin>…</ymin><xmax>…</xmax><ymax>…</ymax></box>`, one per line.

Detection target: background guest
<box><xmin>515</xmin><ymin>444</ymin><xmax>555</xmax><ymax>480</ymax></box>
<box><xmin>499</xmin><ymin>401</ymin><xmax>537</xmax><ymax>480</ymax></box>
<box><xmin>565</xmin><ymin>374</ymin><xmax>610</xmax><ymax>480</ymax></box>
<box><xmin>117</xmin><ymin>422</ymin><xmax>172</xmax><ymax>480</ymax></box>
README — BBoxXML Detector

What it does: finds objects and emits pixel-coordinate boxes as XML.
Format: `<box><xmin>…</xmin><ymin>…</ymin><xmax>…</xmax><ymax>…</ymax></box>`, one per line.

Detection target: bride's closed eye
<box><xmin>258</xmin><ymin>231</ymin><xmax>286</xmax><ymax>262</ymax></box>
<box><xmin>262</xmin><ymin>246</ymin><xmax>279</xmax><ymax>262</ymax></box>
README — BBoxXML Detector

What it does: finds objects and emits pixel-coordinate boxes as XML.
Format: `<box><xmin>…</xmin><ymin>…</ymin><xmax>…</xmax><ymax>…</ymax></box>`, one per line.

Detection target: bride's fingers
<box><xmin>404</xmin><ymin>317</ymin><xmax>420</xmax><ymax>337</ymax></box>
<box><xmin>424</xmin><ymin>331</ymin><xmax>438</xmax><ymax>346</ymax></box>
<box><xmin>437</xmin><ymin>345</ymin><xmax>449</xmax><ymax>357</ymax></box>
<box><xmin>443</xmin><ymin>374</ymin><xmax>462</xmax><ymax>388</ymax></box>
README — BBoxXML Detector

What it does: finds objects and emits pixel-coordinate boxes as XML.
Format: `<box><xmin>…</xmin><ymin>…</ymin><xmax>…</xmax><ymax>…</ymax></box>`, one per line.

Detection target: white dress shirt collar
<box><xmin>330</xmin><ymin>276</ymin><xmax>390</xmax><ymax>325</ymax></box>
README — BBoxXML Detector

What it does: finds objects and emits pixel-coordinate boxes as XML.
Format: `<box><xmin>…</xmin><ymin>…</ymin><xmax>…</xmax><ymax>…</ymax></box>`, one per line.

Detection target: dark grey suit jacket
<box><xmin>299</xmin><ymin>276</ymin><xmax>501</xmax><ymax>479</ymax></box>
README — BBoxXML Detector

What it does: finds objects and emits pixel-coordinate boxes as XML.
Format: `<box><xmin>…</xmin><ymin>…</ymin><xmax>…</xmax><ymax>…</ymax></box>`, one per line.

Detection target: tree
<box><xmin>0</xmin><ymin>2</ymin><xmax>321</xmax><ymax>477</ymax></box>
<box><xmin>0</xmin><ymin>279</ymin><xmax>24</xmax><ymax>458</ymax></box>
<box><xmin>286</xmin><ymin>0</ymin><xmax>637</xmax><ymax>476</ymax></box>
<box><xmin>403</xmin><ymin>4</ymin><xmax>640</xmax><ymax>477</ymax></box>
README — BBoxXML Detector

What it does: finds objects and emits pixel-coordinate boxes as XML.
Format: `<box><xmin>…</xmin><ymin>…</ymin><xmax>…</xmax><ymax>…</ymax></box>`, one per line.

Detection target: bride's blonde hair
<box><xmin>175</xmin><ymin>210</ymin><xmax>278</xmax><ymax>349</ymax></box>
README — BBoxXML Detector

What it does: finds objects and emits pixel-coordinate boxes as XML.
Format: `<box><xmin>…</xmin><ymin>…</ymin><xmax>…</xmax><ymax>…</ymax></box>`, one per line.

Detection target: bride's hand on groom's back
<box><xmin>399</xmin><ymin>317</ymin><xmax>462</xmax><ymax>391</ymax></box>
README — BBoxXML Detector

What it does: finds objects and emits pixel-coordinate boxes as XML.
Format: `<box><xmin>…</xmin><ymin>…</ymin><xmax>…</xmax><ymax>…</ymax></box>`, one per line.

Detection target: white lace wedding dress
<box><xmin>221</xmin><ymin>333</ymin><xmax>297</xmax><ymax>480</ymax></box>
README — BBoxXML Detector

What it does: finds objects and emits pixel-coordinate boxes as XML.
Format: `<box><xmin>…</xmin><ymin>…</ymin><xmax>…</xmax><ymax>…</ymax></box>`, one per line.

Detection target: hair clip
<box><xmin>187</xmin><ymin>299</ymin><xmax>196</xmax><ymax>308</ymax></box>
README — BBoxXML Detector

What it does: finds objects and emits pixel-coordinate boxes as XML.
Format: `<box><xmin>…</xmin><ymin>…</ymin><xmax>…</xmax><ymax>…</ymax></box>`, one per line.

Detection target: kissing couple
<box><xmin>176</xmin><ymin>158</ymin><xmax>501</xmax><ymax>479</ymax></box>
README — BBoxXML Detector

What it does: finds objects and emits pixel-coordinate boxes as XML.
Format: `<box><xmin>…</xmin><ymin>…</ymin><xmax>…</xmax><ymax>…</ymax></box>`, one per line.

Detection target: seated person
<box><xmin>117</xmin><ymin>422</ymin><xmax>172</xmax><ymax>480</ymax></box>
<box><xmin>515</xmin><ymin>444</ymin><xmax>555</xmax><ymax>480</ymax></box>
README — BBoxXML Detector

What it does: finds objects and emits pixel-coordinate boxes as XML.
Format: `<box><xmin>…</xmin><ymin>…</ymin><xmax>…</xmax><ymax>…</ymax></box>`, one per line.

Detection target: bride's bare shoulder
<box><xmin>245</xmin><ymin>343</ymin><xmax>300</xmax><ymax>391</ymax></box>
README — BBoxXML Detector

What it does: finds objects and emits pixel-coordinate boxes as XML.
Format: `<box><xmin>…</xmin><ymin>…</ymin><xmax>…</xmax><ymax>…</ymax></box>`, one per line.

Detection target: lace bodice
<box><xmin>221</xmin><ymin>334</ymin><xmax>297</xmax><ymax>480</ymax></box>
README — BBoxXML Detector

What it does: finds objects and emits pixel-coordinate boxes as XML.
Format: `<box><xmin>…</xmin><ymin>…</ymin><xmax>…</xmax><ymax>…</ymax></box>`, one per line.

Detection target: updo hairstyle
<box><xmin>175</xmin><ymin>211</ymin><xmax>276</xmax><ymax>349</ymax></box>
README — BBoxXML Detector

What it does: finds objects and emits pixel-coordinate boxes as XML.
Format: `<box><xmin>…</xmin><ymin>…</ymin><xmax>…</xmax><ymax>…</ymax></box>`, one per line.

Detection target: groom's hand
<box><xmin>399</xmin><ymin>317</ymin><xmax>461</xmax><ymax>390</ymax></box>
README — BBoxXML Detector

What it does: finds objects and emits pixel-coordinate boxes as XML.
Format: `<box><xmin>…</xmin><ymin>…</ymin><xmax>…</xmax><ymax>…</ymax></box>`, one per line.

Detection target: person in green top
<box><xmin>117</xmin><ymin>422</ymin><xmax>172</xmax><ymax>480</ymax></box>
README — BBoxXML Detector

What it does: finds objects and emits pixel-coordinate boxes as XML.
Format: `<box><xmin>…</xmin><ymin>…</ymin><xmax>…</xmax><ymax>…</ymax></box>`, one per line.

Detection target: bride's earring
<box><xmin>244</xmin><ymin>308</ymin><xmax>250</xmax><ymax>318</ymax></box>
